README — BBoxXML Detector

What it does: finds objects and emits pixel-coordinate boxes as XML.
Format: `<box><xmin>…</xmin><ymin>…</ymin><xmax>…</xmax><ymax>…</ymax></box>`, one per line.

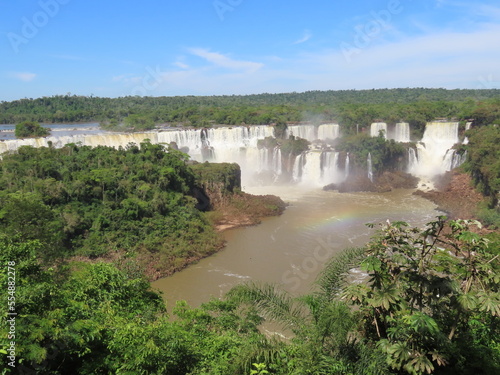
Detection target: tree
<box><xmin>124</xmin><ymin>114</ymin><xmax>155</xmax><ymax>131</ymax></box>
<box><xmin>344</xmin><ymin>218</ymin><xmax>500</xmax><ymax>374</ymax></box>
<box><xmin>15</xmin><ymin>121</ymin><xmax>50</xmax><ymax>138</ymax></box>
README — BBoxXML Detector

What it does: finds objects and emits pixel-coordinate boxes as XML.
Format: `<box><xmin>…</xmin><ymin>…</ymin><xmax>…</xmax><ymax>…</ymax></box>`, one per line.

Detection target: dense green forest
<box><xmin>1</xmin><ymin>89</ymin><xmax>499</xmax><ymax>135</ymax></box>
<box><xmin>2</xmin><ymin>218</ymin><xmax>498</xmax><ymax>374</ymax></box>
<box><xmin>0</xmin><ymin>142</ymin><xmax>227</xmax><ymax>279</ymax></box>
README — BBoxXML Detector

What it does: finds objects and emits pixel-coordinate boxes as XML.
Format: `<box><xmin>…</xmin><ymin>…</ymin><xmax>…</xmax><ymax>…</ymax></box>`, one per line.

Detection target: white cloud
<box><xmin>188</xmin><ymin>48</ymin><xmax>264</xmax><ymax>73</ymax></box>
<box><xmin>293</xmin><ymin>30</ymin><xmax>312</xmax><ymax>45</ymax></box>
<box><xmin>173</xmin><ymin>61</ymin><xmax>189</xmax><ymax>69</ymax></box>
<box><xmin>10</xmin><ymin>72</ymin><xmax>36</xmax><ymax>82</ymax></box>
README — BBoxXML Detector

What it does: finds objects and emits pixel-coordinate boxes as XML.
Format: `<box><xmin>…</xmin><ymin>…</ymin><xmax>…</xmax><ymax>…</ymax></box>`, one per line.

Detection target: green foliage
<box><xmin>2</xmin><ymin>90</ymin><xmax>499</xmax><ymax>134</ymax></box>
<box><xmin>227</xmin><ymin>219</ymin><xmax>499</xmax><ymax>375</ymax></box>
<box><xmin>0</xmin><ymin>235</ymin><xmax>269</xmax><ymax>374</ymax></box>
<box><xmin>0</xmin><ymin>143</ymin><xmax>223</xmax><ymax>273</ymax></box>
<box><xmin>334</xmin><ymin>133</ymin><xmax>407</xmax><ymax>174</ymax></box>
<box><xmin>463</xmin><ymin>125</ymin><xmax>500</xmax><ymax>207</ymax></box>
<box><xmin>280</xmin><ymin>136</ymin><xmax>310</xmax><ymax>156</ymax></box>
<box><xmin>14</xmin><ymin>121</ymin><xmax>50</xmax><ymax>138</ymax></box>
<box><xmin>476</xmin><ymin>204</ymin><xmax>500</xmax><ymax>229</ymax></box>
<box><xmin>124</xmin><ymin>113</ymin><xmax>155</xmax><ymax>131</ymax></box>
<box><xmin>250</xmin><ymin>363</ymin><xmax>269</xmax><ymax>374</ymax></box>
<box><xmin>273</xmin><ymin>119</ymin><xmax>288</xmax><ymax>139</ymax></box>
<box><xmin>344</xmin><ymin>218</ymin><xmax>500</xmax><ymax>374</ymax></box>
<box><xmin>191</xmin><ymin>162</ymin><xmax>241</xmax><ymax>194</ymax></box>
<box><xmin>257</xmin><ymin>136</ymin><xmax>278</xmax><ymax>149</ymax></box>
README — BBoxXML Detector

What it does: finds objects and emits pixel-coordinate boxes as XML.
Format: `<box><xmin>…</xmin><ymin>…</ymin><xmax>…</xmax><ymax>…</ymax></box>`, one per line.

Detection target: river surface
<box><xmin>152</xmin><ymin>186</ymin><xmax>440</xmax><ymax>309</ymax></box>
<box><xmin>0</xmin><ymin>123</ymin><xmax>100</xmax><ymax>140</ymax></box>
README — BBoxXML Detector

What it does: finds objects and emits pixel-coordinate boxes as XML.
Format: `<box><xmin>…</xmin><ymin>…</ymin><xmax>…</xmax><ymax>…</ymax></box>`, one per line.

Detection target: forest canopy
<box><xmin>1</xmin><ymin>89</ymin><xmax>499</xmax><ymax>135</ymax></box>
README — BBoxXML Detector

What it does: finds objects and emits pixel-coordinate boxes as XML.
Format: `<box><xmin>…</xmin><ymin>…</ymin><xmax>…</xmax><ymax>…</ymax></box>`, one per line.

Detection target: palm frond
<box><xmin>227</xmin><ymin>282</ymin><xmax>307</xmax><ymax>330</ymax></box>
<box><xmin>317</xmin><ymin>247</ymin><xmax>366</xmax><ymax>301</ymax></box>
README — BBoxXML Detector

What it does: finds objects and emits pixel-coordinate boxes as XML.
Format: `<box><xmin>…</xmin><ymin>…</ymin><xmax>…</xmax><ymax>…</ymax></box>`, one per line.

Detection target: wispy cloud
<box><xmin>173</xmin><ymin>61</ymin><xmax>189</xmax><ymax>69</ymax></box>
<box><xmin>9</xmin><ymin>72</ymin><xmax>36</xmax><ymax>82</ymax></box>
<box><xmin>188</xmin><ymin>48</ymin><xmax>264</xmax><ymax>73</ymax></box>
<box><xmin>293</xmin><ymin>29</ymin><xmax>312</xmax><ymax>44</ymax></box>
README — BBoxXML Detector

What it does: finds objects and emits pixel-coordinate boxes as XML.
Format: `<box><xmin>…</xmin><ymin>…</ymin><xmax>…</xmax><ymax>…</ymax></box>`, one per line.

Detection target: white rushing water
<box><xmin>0</xmin><ymin>121</ymin><xmax>465</xmax><ymax>187</ymax></box>
<box><xmin>393</xmin><ymin>122</ymin><xmax>411</xmax><ymax>142</ymax></box>
<box><xmin>286</xmin><ymin>123</ymin><xmax>340</xmax><ymax>142</ymax></box>
<box><xmin>370</xmin><ymin>122</ymin><xmax>410</xmax><ymax>142</ymax></box>
<box><xmin>367</xmin><ymin>152</ymin><xmax>373</xmax><ymax>182</ymax></box>
<box><xmin>370</xmin><ymin>122</ymin><xmax>387</xmax><ymax>138</ymax></box>
<box><xmin>408</xmin><ymin>121</ymin><xmax>460</xmax><ymax>179</ymax></box>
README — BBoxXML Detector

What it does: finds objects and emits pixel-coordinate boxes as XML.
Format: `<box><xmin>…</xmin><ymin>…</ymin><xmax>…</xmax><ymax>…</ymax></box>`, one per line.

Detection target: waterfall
<box><xmin>367</xmin><ymin>153</ymin><xmax>373</xmax><ymax>182</ymax></box>
<box><xmin>273</xmin><ymin>147</ymin><xmax>282</xmax><ymax>176</ymax></box>
<box><xmin>286</xmin><ymin>125</ymin><xmax>317</xmax><ymax>141</ymax></box>
<box><xmin>345</xmin><ymin>153</ymin><xmax>350</xmax><ymax>180</ymax></box>
<box><xmin>448</xmin><ymin>150</ymin><xmax>467</xmax><ymax>170</ymax></box>
<box><xmin>442</xmin><ymin>149</ymin><xmax>467</xmax><ymax>171</ymax></box>
<box><xmin>463</xmin><ymin>121</ymin><xmax>472</xmax><ymax>145</ymax></box>
<box><xmin>407</xmin><ymin>148</ymin><xmax>418</xmax><ymax>174</ymax></box>
<box><xmin>317</xmin><ymin>123</ymin><xmax>340</xmax><ymax>140</ymax></box>
<box><xmin>286</xmin><ymin>123</ymin><xmax>340</xmax><ymax>142</ymax></box>
<box><xmin>258</xmin><ymin>148</ymin><xmax>270</xmax><ymax>172</ymax></box>
<box><xmin>299</xmin><ymin>152</ymin><xmax>323</xmax><ymax>187</ymax></box>
<box><xmin>0</xmin><ymin>121</ymin><xmax>464</xmax><ymax>188</ymax></box>
<box><xmin>410</xmin><ymin>121</ymin><xmax>460</xmax><ymax>178</ymax></box>
<box><xmin>393</xmin><ymin>122</ymin><xmax>410</xmax><ymax>142</ymax></box>
<box><xmin>370</xmin><ymin>122</ymin><xmax>387</xmax><ymax>138</ymax></box>
<box><xmin>292</xmin><ymin>153</ymin><xmax>306</xmax><ymax>182</ymax></box>
<box><xmin>320</xmin><ymin>151</ymin><xmax>343</xmax><ymax>185</ymax></box>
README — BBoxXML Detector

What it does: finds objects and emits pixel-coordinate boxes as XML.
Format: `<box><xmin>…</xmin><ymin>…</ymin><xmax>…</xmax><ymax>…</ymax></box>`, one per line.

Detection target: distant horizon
<box><xmin>3</xmin><ymin>86</ymin><xmax>500</xmax><ymax>103</ymax></box>
<box><xmin>1</xmin><ymin>0</ymin><xmax>499</xmax><ymax>102</ymax></box>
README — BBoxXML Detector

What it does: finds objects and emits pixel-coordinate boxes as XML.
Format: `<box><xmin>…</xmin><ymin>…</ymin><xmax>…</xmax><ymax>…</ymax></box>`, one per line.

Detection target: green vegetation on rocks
<box><xmin>14</xmin><ymin>121</ymin><xmax>50</xmax><ymax>138</ymax></box>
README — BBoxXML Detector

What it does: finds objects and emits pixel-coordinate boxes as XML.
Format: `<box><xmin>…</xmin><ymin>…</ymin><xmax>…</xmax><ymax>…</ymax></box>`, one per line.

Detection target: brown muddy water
<box><xmin>152</xmin><ymin>187</ymin><xmax>440</xmax><ymax>309</ymax></box>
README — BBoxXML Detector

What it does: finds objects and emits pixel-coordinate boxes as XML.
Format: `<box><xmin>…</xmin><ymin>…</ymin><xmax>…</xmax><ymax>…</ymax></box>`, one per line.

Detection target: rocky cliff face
<box><xmin>190</xmin><ymin>162</ymin><xmax>287</xmax><ymax>231</ymax></box>
<box><xmin>190</xmin><ymin>162</ymin><xmax>241</xmax><ymax>209</ymax></box>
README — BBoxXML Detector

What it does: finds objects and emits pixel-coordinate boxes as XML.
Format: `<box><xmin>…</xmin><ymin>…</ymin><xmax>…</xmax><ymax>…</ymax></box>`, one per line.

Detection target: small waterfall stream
<box><xmin>367</xmin><ymin>153</ymin><xmax>373</xmax><ymax>182</ymax></box>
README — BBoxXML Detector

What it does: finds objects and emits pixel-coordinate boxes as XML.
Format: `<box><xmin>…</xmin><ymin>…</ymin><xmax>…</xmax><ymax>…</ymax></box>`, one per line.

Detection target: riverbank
<box><xmin>413</xmin><ymin>170</ymin><xmax>485</xmax><ymax>221</ymax></box>
<box><xmin>69</xmin><ymin>191</ymin><xmax>287</xmax><ymax>282</ymax></box>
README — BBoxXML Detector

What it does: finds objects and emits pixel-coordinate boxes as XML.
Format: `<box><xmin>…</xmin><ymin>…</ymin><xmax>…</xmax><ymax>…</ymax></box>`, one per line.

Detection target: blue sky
<box><xmin>1</xmin><ymin>0</ymin><xmax>499</xmax><ymax>101</ymax></box>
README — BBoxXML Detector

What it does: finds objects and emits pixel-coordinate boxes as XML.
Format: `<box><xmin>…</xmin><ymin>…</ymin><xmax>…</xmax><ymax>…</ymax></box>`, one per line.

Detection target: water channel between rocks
<box><xmin>152</xmin><ymin>186</ymin><xmax>441</xmax><ymax>309</ymax></box>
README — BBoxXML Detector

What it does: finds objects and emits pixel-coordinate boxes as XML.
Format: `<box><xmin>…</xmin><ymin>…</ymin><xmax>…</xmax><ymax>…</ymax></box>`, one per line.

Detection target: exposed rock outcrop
<box><xmin>323</xmin><ymin>171</ymin><xmax>418</xmax><ymax>193</ymax></box>
<box><xmin>191</xmin><ymin>162</ymin><xmax>287</xmax><ymax>231</ymax></box>
<box><xmin>413</xmin><ymin>170</ymin><xmax>486</xmax><ymax>220</ymax></box>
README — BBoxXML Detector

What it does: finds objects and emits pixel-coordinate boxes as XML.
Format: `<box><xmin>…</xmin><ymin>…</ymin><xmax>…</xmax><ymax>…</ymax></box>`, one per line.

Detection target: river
<box><xmin>152</xmin><ymin>186</ymin><xmax>440</xmax><ymax>308</ymax></box>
